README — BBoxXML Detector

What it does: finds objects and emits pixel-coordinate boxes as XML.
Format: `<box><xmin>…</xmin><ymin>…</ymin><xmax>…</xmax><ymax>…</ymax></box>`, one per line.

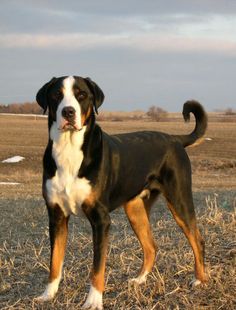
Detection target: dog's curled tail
<box><xmin>176</xmin><ymin>100</ymin><xmax>208</xmax><ymax>148</ymax></box>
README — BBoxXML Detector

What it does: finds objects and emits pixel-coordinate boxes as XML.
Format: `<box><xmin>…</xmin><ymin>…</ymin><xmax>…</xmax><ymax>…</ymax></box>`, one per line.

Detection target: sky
<box><xmin>0</xmin><ymin>0</ymin><xmax>236</xmax><ymax>112</ymax></box>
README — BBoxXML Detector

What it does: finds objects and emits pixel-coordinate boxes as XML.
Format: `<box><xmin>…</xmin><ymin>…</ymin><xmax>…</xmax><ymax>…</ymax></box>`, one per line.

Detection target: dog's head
<box><xmin>36</xmin><ymin>76</ymin><xmax>104</xmax><ymax>131</ymax></box>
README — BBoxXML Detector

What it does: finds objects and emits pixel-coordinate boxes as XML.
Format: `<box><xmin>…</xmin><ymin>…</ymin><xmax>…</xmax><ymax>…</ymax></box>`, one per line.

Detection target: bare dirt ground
<box><xmin>0</xmin><ymin>114</ymin><xmax>235</xmax><ymax>309</ymax></box>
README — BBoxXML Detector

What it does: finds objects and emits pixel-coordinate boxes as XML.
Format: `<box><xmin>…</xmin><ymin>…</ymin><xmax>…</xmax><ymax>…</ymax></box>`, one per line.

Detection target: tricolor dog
<box><xmin>35</xmin><ymin>76</ymin><xmax>208</xmax><ymax>309</ymax></box>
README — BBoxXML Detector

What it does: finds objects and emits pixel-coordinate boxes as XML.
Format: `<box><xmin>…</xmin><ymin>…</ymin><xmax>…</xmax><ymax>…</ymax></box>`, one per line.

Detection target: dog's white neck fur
<box><xmin>46</xmin><ymin>76</ymin><xmax>91</xmax><ymax>217</ymax></box>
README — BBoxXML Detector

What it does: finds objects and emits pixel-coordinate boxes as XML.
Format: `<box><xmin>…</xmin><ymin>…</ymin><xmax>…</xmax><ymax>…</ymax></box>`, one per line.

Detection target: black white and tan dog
<box><xmin>35</xmin><ymin>76</ymin><xmax>208</xmax><ymax>309</ymax></box>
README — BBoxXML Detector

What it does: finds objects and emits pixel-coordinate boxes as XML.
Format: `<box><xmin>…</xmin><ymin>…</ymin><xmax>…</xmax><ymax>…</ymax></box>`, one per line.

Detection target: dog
<box><xmin>35</xmin><ymin>75</ymin><xmax>208</xmax><ymax>309</ymax></box>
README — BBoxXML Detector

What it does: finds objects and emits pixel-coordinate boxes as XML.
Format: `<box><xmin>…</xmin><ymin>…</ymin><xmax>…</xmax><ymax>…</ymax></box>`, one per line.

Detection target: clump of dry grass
<box><xmin>0</xmin><ymin>192</ymin><xmax>235</xmax><ymax>309</ymax></box>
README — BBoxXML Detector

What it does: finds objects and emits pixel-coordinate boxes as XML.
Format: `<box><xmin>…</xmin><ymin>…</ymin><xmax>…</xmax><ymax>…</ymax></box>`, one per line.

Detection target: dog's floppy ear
<box><xmin>85</xmin><ymin>77</ymin><xmax>105</xmax><ymax>114</ymax></box>
<box><xmin>36</xmin><ymin>77</ymin><xmax>57</xmax><ymax>114</ymax></box>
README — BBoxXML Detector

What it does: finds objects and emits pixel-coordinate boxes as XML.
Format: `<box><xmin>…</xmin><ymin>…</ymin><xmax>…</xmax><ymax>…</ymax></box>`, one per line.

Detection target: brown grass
<box><xmin>0</xmin><ymin>114</ymin><xmax>236</xmax><ymax>309</ymax></box>
<box><xmin>0</xmin><ymin>194</ymin><xmax>235</xmax><ymax>309</ymax></box>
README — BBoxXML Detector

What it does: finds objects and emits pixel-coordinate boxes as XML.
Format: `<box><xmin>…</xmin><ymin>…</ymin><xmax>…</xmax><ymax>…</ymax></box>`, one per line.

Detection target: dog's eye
<box><xmin>77</xmin><ymin>91</ymin><xmax>87</xmax><ymax>101</ymax></box>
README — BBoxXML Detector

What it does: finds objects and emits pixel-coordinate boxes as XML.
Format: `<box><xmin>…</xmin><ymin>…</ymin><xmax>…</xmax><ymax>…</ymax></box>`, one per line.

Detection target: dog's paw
<box><xmin>190</xmin><ymin>278</ymin><xmax>201</xmax><ymax>287</ymax></box>
<box><xmin>129</xmin><ymin>271</ymin><xmax>149</xmax><ymax>285</ymax></box>
<box><xmin>82</xmin><ymin>285</ymin><xmax>103</xmax><ymax>310</ymax></box>
<box><xmin>34</xmin><ymin>291</ymin><xmax>54</xmax><ymax>302</ymax></box>
<box><xmin>34</xmin><ymin>280</ymin><xmax>60</xmax><ymax>302</ymax></box>
<box><xmin>190</xmin><ymin>277</ymin><xmax>207</xmax><ymax>288</ymax></box>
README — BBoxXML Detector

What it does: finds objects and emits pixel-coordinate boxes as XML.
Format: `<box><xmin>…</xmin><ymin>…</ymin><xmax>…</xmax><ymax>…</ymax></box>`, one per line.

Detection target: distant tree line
<box><xmin>0</xmin><ymin>102</ymin><xmax>169</xmax><ymax>120</ymax></box>
<box><xmin>146</xmin><ymin>106</ymin><xmax>168</xmax><ymax>121</ymax></box>
<box><xmin>1</xmin><ymin>102</ymin><xmax>235</xmax><ymax>120</ymax></box>
<box><xmin>0</xmin><ymin>102</ymin><xmax>42</xmax><ymax>114</ymax></box>
<box><xmin>225</xmin><ymin>108</ymin><xmax>236</xmax><ymax>115</ymax></box>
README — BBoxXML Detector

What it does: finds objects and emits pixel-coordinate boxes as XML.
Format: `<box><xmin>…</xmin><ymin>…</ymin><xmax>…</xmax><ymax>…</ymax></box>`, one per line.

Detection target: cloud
<box><xmin>0</xmin><ymin>0</ymin><xmax>236</xmax><ymax>111</ymax></box>
<box><xmin>0</xmin><ymin>33</ymin><xmax>126</xmax><ymax>49</ymax></box>
<box><xmin>1</xmin><ymin>32</ymin><xmax>235</xmax><ymax>56</ymax></box>
<box><xmin>1</xmin><ymin>2</ymin><xmax>235</xmax><ymax>55</ymax></box>
<box><xmin>13</xmin><ymin>0</ymin><xmax>236</xmax><ymax>17</ymax></box>
<box><xmin>1</xmin><ymin>0</ymin><xmax>236</xmax><ymax>35</ymax></box>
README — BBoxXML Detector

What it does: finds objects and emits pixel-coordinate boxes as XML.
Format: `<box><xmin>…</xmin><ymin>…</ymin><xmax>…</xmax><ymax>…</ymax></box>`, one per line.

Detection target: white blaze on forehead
<box><xmin>63</xmin><ymin>76</ymin><xmax>75</xmax><ymax>97</ymax></box>
<box><xmin>56</xmin><ymin>76</ymin><xmax>82</xmax><ymax>130</ymax></box>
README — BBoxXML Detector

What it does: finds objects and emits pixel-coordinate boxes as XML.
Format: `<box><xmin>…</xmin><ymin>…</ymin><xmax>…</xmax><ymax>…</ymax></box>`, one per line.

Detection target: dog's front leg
<box><xmin>36</xmin><ymin>205</ymin><xmax>69</xmax><ymax>301</ymax></box>
<box><xmin>82</xmin><ymin>204</ymin><xmax>111</xmax><ymax>310</ymax></box>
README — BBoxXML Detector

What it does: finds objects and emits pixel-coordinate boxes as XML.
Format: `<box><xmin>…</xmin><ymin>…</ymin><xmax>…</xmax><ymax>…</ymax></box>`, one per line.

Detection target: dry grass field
<box><xmin>0</xmin><ymin>114</ymin><xmax>235</xmax><ymax>309</ymax></box>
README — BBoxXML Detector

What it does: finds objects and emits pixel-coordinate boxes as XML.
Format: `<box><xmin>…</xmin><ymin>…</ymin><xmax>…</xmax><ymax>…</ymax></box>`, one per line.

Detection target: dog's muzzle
<box><xmin>62</xmin><ymin>106</ymin><xmax>76</xmax><ymax>121</ymax></box>
<box><xmin>60</xmin><ymin>106</ymin><xmax>81</xmax><ymax>131</ymax></box>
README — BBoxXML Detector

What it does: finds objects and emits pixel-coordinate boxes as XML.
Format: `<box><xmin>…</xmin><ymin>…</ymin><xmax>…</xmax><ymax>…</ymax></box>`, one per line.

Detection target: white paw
<box><xmin>34</xmin><ymin>278</ymin><xmax>60</xmax><ymax>302</ymax></box>
<box><xmin>190</xmin><ymin>278</ymin><xmax>202</xmax><ymax>288</ymax></box>
<box><xmin>82</xmin><ymin>285</ymin><xmax>103</xmax><ymax>310</ymax></box>
<box><xmin>34</xmin><ymin>290</ymin><xmax>54</xmax><ymax>302</ymax></box>
<box><xmin>130</xmin><ymin>271</ymin><xmax>149</xmax><ymax>285</ymax></box>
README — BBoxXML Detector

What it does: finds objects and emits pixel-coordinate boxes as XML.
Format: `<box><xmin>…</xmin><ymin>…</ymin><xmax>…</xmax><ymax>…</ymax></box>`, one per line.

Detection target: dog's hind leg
<box><xmin>124</xmin><ymin>193</ymin><xmax>158</xmax><ymax>284</ymax></box>
<box><xmin>166</xmin><ymin>199</ymin><xmax>207</xmax><ymax>286</ymax></box>
<box><xmin>161</xmin><ymin>150</ymin><xmax>207</xmax><ymax>286</ymax></box>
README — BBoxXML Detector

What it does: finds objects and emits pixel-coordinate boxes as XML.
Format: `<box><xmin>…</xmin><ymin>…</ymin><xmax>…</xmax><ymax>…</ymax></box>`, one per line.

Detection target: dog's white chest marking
<box><xmin>46</xmin><ymin>123</ymin><xmax>91</xmax><ymax>216</ymax></box>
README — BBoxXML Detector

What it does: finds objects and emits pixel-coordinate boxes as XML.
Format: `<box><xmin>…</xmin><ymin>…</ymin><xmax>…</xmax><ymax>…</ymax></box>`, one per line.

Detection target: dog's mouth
<box><xmin>59</xmin><ymin>121</ymin><xmax>82</xmax><ymax>132</ymax></box>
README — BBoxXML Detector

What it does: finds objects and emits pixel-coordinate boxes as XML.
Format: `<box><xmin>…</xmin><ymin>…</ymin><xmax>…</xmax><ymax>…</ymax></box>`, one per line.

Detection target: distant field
<box><xmin>0</xmin><ymin>113</ymin><xmax>235</xmax><ymax>197</ymax></box>
<box><xmin>0</xmin><ymin>114</ymin><xmax>235</xmax><ymax>309</ymax></box>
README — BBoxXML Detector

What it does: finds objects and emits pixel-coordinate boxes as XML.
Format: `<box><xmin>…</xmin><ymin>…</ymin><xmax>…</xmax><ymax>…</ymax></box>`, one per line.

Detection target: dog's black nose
<box><xmin>62</xmin><ymin>106</ymin><xmax>76</xmax><ymax>120</ymax></box>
